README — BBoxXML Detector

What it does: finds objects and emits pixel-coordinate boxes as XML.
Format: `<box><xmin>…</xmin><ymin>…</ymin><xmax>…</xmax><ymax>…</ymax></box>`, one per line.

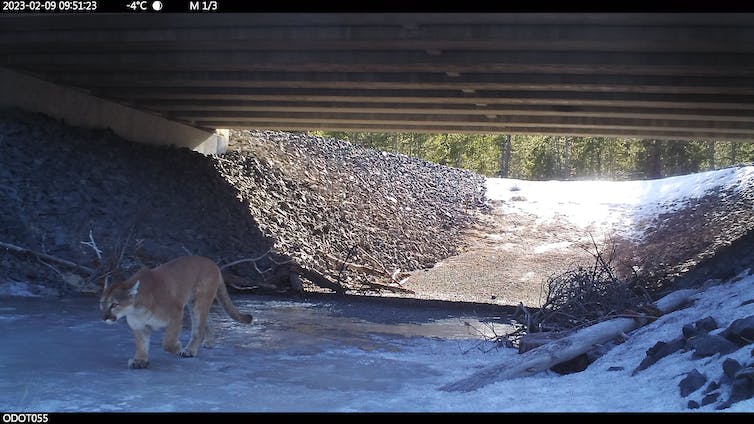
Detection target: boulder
<box><xmin>689</xmin><ymin>334</ymin><xmax>740</xmax><ymax>358</ymax></box>
<box><xmin>722</xmin><ymin>315</ymin><xmax>754</xmax><ymax>346</ymax></box>
<box><xmin>680</xmin><ymin>369</ymin><xmax>707</xmax><ymax>397</ymax></box>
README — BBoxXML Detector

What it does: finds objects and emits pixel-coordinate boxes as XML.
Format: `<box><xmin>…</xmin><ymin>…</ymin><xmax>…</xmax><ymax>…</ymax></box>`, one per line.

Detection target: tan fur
<box><xmin>99</xmin><ymin>255</ymin><xmax>253</xmax><ymax>369</ymax></box>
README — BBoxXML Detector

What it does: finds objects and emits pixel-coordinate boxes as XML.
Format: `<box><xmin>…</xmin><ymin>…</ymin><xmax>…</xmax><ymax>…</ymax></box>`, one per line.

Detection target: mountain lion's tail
<box><xmin>215</xmin><ymin>272</ymin><xmax>253</xmax><ymax>324</ymax></box>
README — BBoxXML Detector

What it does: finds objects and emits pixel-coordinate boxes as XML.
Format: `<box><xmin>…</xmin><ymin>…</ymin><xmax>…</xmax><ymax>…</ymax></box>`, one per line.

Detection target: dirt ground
<box><xmin>402</xmin><ymin>176</ymin><xmax>754</xmax><ymax>309</ymax></box>
<box><xmin>402</xmin><ymin>203</ymin><xmax>598</xmax><ymax>308</ymax></box>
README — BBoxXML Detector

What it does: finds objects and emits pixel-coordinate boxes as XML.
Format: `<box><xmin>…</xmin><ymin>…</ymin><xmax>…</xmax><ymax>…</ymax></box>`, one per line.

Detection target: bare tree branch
<box><xmin>0</xmin><ymin>240</ymin><xmax>95</xmax><ymax>274</ymax></box>
<box><xmin>80</xmin><ymin>229</ymin><xmax>102</xmax><ymax>260</ymax></box>
<box><xmin>219</xmin><ymin>248</ymin><xmax>277</xmax><ymax>270</ymax></box>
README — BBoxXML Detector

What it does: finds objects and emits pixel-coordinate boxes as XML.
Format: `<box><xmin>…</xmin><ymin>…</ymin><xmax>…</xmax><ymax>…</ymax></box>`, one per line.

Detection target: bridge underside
<box><xmin>1</xmin><ymin>13</ymin><xmax>753</xmax><ymax>142</ymax></box>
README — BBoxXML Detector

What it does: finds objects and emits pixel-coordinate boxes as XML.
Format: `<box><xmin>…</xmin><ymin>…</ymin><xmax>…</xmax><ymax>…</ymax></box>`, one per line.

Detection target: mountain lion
<box><xmin>100</xmin><ymin>255</ymin><xmax>253</xmax><ymax>369</ymax></box>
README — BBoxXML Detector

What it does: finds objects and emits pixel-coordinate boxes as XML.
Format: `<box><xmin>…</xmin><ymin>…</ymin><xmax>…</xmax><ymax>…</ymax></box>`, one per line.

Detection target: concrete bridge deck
<box><xmin>1</xmin><ymin>12</ymin><xmax>753</xmax><ymax>149</ymax></box>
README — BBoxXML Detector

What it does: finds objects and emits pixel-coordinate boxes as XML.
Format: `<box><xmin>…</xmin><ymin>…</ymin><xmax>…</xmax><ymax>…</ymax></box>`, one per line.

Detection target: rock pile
<box><xmin>218</xmin><ymin>130</ymin><xmax>487</xmax><ymax>293</ymax></box>
<box><xmin>633</xmin><ymin>313</ymin><xmax>754</xmax><ymax>410</ymax></box>
<box><xmin>0</xmin><ymin>109</ymin><xmax>486</xmax><ymax>295</ymax></box>
<box><xmin>0</xmin><ymin>109</ymin><xmax>275</xmax><ymax>294</ymax></box>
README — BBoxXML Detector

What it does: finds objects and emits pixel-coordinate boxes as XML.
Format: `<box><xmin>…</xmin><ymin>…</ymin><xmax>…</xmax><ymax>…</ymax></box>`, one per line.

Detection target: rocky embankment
<box><xmin>615</xmin><ymin>173</ymin><xmax>754</xmax><ymax>293</ymax></box>
<box><xmin>218</xmin><ymin>130</ymin><xmax>486</xmax><ymax>294</ymax></box>
<box><xmin>0</xmin><ymin>110</ymin><xmax>486</xmax><ymax>295</ymax></box>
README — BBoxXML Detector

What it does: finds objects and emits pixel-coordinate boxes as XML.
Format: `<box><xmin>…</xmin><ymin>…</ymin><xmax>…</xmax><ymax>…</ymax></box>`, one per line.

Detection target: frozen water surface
<box><xmin>6</xmin><ymin>276</ymin><xmax>754</xmax><ymax>412</ymax></box>
<box><xmin>0</xmin><ymin>294</ymin><xmax>511</xmax><ymax>412</ymax></box>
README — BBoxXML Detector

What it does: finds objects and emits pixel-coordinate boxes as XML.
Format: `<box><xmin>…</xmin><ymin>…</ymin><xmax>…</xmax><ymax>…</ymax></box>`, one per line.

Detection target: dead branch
<box><xmin>221</xmin><ymin>271</ymin><xmax>268</xmax><ymax>292</ymax></box>
<box><xmin>440</xmin><ymin>288</ymin><xmax>698</xmax><ymax>392</ymax></box>
<box><xmin>0</xmin><ymin>240</ymin><xmax>95</xmax><ymax>274</ymax></box>
<box><xmin>91</xmin><ymin>223</ymin><xmax>135</xmax><ymax>287</ymax></box>
<box><xmin>358</xmin><ymin>245</ymin><xmax>391</xmax><ymax>274</ymax></box>
<box><xmin>336</xmin><ymin>244</ymin><xmax>358</xmax><ymax>287</ymax></box>
<box><xmin>80</xmin><ymin>229</ymin><xmax>102</xmax><ymax>260</ymax></box>
<box><xmin>356</xmin><ymin>278</ymin><xmax>416</xmax><ymax>294</ymax></box>
<box><xmin>219</xmin><ymin>248</ymin><xmax>275</xmax><ymax>271</ymax></box>
<box><xmin>37</xmin><ymin>257</ymin><xmax>64</xmax><ymax>278</ymax></box>
<box><xmin>290</xmin><ymin>262</ymin><xmax>345</xmax><ymax>294</ymax></box>
<box><xmin>358</xmin><ymin>246</ymin><xmax>412</xmax><ymax>284</ymax></box>
<box><xmin>324</xmin><ymin>252</ymin><xmax>392</xmax><ymax>279</ymax></box>
<box><xmin>219</xmin><ymin>250</ymin><xmax>343</xmax><ymax>294</ymax></box>
<box><xmin>220</xmin><ymin>249</ymin><xmax>297</xmax><ymax>283</ymax></box>
<box><xmin>525</xmin><ymin>237</ymin><xmax>652</xmax><ymax>334</ymax></box>
<box><xmin>322</xmin><ymin>249</ymin><xmax>414</xmax><ymax>293</ymax></box>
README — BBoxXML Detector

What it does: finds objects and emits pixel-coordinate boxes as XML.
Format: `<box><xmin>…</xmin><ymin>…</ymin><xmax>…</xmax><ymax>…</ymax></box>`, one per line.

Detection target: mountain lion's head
<box><xmin>100</xmin><ymin>280</ymin><xmax>140</xmax><ymax>324</ymax></box>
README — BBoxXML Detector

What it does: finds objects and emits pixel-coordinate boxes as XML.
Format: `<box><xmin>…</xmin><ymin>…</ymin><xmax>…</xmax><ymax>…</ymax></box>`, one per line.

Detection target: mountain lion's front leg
<box><xmin>128</xmin><ymin>326</ymin><xmax>152</xmax><ymax>369</ymax></box>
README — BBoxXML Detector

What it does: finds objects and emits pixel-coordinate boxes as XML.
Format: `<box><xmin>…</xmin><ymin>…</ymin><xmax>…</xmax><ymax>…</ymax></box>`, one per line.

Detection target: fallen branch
<box><xmin>324</xmin><ymin>252</ymin><xmax>387</xmax><ymax>278</ymax></box>
<box><xmin>219</xmin><ymin>249</ymin><xmax>276</xmax><ymax>271</ymax></box>
<box><xmin>336</xmin><ymin>245</ymin><xmax>359</xmax><ymax>288</ymax></box>
<box><xmin>357</xmin><ymin>278</ymin><xmax>416</xmax><ymax>294</ymax></box>
<box><xmin>290</xmin><ymin>262</ymin><xmax>345</xmax><ymax>294</ymax></box>
<box><xmin>357</xmin><ymin>246</ymin><xmax>411</xmax><ymax>283</ymax></box>
<box><xmin>220</xmin><ymin>251</ymin><xmax>345</xmax><ymax>294</ymax></box>
<box><xmin>0</xmin><ymin>240</ymin><xmax>95</xmax><ymax>275</ymax></box>
<box><xmin>440</xmin><ymin>288</ymin><xmax>698</xmax><ymax>392</ymax></box>
<box><xmin>323</xmin><ymin>251</ymin><xmax>414</xmax><ymax>293</ymax></box>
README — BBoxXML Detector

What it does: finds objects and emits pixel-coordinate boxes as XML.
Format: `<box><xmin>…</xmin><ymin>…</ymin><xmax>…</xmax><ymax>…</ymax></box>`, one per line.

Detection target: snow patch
<box><xmin>534</xmin><ymin>241</ymin><xmax>572</xmax><ymax>253</ymax></box>
<box><xmin>0</xmin><ymin>281</ymin><xmax>57</xmax><ymax>298</ymax></box>
<box><xmin>485</xmin><ymin>166</ymin><xmax>754</xmax><ymax>241</ymax></box>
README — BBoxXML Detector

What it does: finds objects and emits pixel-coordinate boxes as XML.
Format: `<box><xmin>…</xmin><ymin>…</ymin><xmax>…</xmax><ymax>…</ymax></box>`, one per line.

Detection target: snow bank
<box><xmin>485</xmin><ymin>165</ymin><xmax>754</xmax><ymax>240</ymax></box>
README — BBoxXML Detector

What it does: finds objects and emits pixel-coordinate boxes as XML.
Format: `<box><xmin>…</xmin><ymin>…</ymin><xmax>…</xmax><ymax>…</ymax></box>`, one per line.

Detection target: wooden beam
<box><xmin>1</xmin><ymin>13</ymin><xmax>752</xmax><ymax>31</ymax></box>
<box><xmin>171</xmin><ymin>111</ymin><xmax>754</xmax><ymax>132</ymax></box>
<box><xmin>144</xmin><ymin>101</ymin><xmax>752</xmax><ymax>123</ymax></box>
<box><xmin>2</xmin><ymin>12</ymin><xmax>753</xmax><ymax>142</ymax></box>
<box><xmin>2</xmin><ymin>24</ymin><xmax>753</xmax><ymax>54</ymax></box>
<box><xmin>44</xmin><ymin>71</ymin><xmax>754</xmax><ymax>96</ymax></box>
<box><xmin>190</xmin><ymin>121</ymin><xmax>754</xmax><ymax>141</ymax></box>
<box><xmin>5</xmin><ymin>50</ymin><xmax>754</xmax><ymax>77</ymax></box>
<box><xmin>94</xmin><ymin>87</ymin><xmax>754</xmax><ymax>110</ymax></box>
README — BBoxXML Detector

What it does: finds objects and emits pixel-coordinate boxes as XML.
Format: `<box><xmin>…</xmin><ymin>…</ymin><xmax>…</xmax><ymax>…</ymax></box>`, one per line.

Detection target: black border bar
<box><xmin>5</xmin><ymin>0</ymin><xmax>754</xmax><ymax>14</ymax></box>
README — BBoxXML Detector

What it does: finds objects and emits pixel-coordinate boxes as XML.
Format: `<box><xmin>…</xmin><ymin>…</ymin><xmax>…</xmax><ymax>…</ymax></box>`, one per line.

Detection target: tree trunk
<box><xmin>649</xmin><ymin>139</ymin><xmax>663</xmax><ymax>179</ymax></box>
<box><xmin>731</xmin><ymin>142</ymin><xmax>738</xmax><ymax>164</ymax></box>
<box><xmin>440</xmin><ymin>289</ymin><xmax>698</xmax><ymax>392</ymax></box>
<box><xmin>563</xmin><ymin>136</ymin><xmax>571</xmax><ymax>180</ymax></box>
<box><xmin>498</xmin><ymin>134</ymin><xmax>511</xmax><ymax>178</ymax></box>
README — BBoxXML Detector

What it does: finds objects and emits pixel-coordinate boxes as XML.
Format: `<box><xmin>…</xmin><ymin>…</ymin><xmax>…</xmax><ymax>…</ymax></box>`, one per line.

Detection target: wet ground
<box><xmin>0</xmin><ymin>294</ymin><xmax>517</xmax><ymax>412</ymax></box>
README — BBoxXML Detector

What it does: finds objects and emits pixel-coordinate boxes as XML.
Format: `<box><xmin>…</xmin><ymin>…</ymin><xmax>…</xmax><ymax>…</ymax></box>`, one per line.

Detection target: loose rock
<box><xmin>721</xmin><ymin>315</ymin><xmax>754</xmax><ymax>346</ymax></box>
<box><xmin>680</xmin><ymin>369</ymin><xmax>707</xmax><ymax>397</ymax></box>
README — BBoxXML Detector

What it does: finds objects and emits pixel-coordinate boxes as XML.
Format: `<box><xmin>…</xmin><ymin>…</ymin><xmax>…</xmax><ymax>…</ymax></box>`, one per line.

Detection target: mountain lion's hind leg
<box><xmin>202</xmin><ymin>317</ymin><xmax>215</xmax><ymax>349</ymax></box>
<box><xmin>180</xmin><ymin>299</ymin><xmax>211</xmax><ymax>357</ymax></box>
<box><xmin>162</xmin><ymin>311</ymin><xmax>183</xmax><ymax>355</ymax></box>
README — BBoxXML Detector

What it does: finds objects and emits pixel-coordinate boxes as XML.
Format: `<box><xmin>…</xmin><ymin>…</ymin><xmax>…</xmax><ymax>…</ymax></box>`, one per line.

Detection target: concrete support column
<box><xmin>0</xmin><ymin>66</ymin><xmax>227</xmax><ymax>155</ymax></box>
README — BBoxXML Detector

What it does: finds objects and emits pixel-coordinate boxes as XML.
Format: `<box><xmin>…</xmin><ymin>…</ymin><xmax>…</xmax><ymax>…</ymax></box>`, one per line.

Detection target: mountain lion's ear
<box><xmin>129</xmin><ymin>280</ymin><xmax>140</xmax><ymax>297</ymax></box>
